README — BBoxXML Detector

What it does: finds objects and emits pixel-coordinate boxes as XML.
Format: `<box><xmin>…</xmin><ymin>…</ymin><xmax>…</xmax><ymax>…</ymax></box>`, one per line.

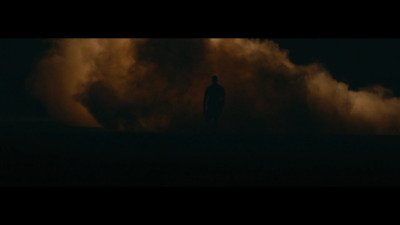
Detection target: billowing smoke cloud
<box><xmin>27</xmin><ymin>39</ymin><xmax>400</xmax><ymax>134</ymax></box>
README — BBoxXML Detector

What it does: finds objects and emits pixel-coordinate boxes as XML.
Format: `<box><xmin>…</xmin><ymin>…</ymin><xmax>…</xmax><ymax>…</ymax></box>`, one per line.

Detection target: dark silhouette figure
<box><xmin>203</xmin><ymin>76</ymin><xmax>225</xmax><ymax>128</ymax></box>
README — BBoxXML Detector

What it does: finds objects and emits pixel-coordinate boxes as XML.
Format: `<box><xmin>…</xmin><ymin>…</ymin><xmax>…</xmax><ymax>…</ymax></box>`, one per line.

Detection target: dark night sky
<box><xmin>273</xmin><ymin>39</ymin><xmax>400</xmax><ymax>92</ymax></box>
<box><xmin>0</xmin><ymin>39</ymin><xmax>50</xmax><ymax>118</ymax></box>
<box><xmin>1</xmin><ymin>39</ymin><xmax>400</xmax><ymax>120</ymax></box>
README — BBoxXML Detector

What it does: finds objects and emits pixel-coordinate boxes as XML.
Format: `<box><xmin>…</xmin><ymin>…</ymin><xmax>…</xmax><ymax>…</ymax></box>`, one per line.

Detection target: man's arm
<box><xmin>203</xmin><ymin>88</ymin><xmax>208</xmax><ymax>115</ymax></box>
<box><xmin>221</xmin><ymin>87</ymin><xmax>225</xmax><ymax>108</ymax></box>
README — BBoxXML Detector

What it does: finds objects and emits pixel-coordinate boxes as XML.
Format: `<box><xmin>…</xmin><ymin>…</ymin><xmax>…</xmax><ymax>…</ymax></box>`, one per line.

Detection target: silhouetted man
<box><xmin>203</xmin><ymin>75</ymin><xmax>225</xmax><ymax>128</ymax></box>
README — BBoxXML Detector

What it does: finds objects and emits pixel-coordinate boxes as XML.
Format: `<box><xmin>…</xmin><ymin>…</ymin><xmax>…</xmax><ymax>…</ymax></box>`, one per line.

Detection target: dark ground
<box><xmin>1</xmin><ymin>120</ymin><xmax>400</xmax><ymax>186</ymax></box>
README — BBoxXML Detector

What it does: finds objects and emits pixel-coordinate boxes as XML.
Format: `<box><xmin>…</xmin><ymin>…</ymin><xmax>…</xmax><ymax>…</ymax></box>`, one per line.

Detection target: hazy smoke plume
<box><xmin>28</xmin><ymin>39</ymin><xmax>400</xmax><ymax>134</ymax></box>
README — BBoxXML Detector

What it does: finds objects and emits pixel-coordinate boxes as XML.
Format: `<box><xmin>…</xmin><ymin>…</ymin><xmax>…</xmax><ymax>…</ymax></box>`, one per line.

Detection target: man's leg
<box><xmin>205</xmin><ymin>111</ymin><xmax>212</xmax><ymax>130</ymax></box>
<box><xmin>213</xmin><ymin>111</ymin><xmax>221</xmax><ymax>129</ymax></box>
<box><xmin>213</xmin><ymin>115</ymin><xmax>218</xmax><ymax>128</ymax></box>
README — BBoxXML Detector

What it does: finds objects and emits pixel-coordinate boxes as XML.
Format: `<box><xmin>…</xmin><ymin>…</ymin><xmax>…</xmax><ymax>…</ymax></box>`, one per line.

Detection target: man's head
<box><xmin>212</xmin><ymin>76</ymin><xmax>218</xmax><ymax>84</ymax></box>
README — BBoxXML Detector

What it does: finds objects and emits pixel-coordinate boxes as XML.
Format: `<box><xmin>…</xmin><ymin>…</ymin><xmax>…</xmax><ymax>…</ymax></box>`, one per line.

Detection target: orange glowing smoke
<box><xmin>27</xmin><ymin>39</ymin><xmax>400</xmax><ymax>134</ymax></box>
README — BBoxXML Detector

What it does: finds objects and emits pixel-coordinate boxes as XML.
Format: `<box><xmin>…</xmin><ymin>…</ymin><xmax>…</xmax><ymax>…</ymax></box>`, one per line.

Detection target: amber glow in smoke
<box><xmin>28</xmin><ymin>39</ymin><xmax>400</xmax><ymax>134</ymax></box>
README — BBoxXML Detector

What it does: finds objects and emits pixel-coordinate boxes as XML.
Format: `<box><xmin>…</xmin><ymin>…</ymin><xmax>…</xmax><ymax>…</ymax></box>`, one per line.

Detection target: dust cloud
<box><xmin>27</xmin><ymin>39</ymin><xmax>400</xmax><ymax>134</ymax></box>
